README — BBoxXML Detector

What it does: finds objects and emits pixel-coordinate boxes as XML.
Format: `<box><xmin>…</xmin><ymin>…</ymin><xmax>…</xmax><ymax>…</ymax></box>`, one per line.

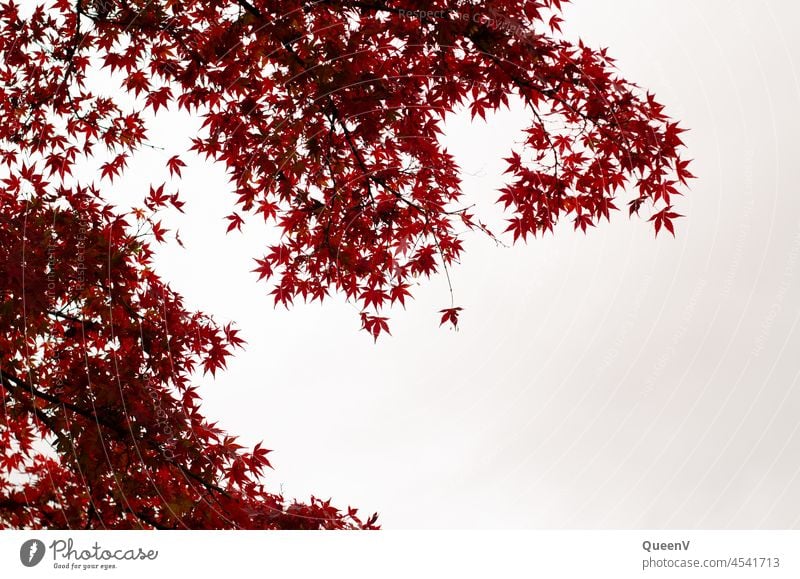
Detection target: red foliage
<box><xmin>0</xmin><ymin>0</ymin><xmax>690</xmax><ymax>528</ymax></box>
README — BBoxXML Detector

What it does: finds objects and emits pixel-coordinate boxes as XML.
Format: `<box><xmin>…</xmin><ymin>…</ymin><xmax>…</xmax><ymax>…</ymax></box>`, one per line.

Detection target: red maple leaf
<box><xmin>167</xmin><ymin>155</ymin><xmax>187</xmax><ymax>178</ymax></box>
<box><xmin>439</xmin><ymin>307</ymin><xmax>464</xmax><ymax>329</ymax></box>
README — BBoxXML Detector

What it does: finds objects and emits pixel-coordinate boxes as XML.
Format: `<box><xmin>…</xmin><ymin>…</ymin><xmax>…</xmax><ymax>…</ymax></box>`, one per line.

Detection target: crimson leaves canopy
<box><xmin>0</xmin><ymin>0</ymin><xmax>689</xmax><ymax>529</ymax></box>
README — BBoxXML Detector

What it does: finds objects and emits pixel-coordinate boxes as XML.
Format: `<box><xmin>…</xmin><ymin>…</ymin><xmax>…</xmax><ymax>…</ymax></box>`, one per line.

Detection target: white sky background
<box><xmin>89</xmin><ymin>0</ymin><xmax>800</xmax><ymax>528</ymax></box>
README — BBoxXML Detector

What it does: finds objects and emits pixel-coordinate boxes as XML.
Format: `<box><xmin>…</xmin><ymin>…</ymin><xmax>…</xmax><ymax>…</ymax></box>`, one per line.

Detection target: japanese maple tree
<box><xmin>0</xmin><ymin>0</ymin><xmax>690</xmax><ymax>529</ymax></box>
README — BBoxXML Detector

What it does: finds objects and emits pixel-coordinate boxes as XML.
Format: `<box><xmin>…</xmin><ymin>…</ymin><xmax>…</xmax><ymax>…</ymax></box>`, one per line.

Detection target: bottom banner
<box><xmin>0</xmin><ymin>530</ymin><xmax>797</xmax><ymax>578</ymax></box>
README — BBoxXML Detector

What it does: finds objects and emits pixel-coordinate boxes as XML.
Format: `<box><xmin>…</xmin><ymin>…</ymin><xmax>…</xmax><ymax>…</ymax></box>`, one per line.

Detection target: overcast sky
<box><xmin>95</xmin><ymin>0</ymin><xmax>800</xmax><ymax>528</ymax></box>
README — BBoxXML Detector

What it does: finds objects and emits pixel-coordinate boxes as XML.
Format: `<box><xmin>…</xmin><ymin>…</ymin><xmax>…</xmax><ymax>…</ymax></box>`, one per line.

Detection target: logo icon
<box><xmin>20</xmin><ymin>539</ymin><xmax>46</xmax><ymax>567</ymax></box>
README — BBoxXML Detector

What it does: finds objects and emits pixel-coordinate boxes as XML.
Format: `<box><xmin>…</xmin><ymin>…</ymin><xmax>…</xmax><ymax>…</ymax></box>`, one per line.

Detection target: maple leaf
<box><xmin>360</xmin><ymin>312</ymin><xmax>391</xmax><ymax>341</ymax></box>
<box><xmin>151</xmin><ymin>220</ymin><xmax>168</xmax><ymax>243</ymax></box>
<box><xmin>146</xmin><ymin>86</ymin><xmax>173</xmax><ymax>113</ymax></box>
<box><xmin>390</xmin><ymin>283</ymin><xmax>412</xmax><ymax>307</ymax></box>
<box><xmin>250</xmin><ymin>442</ymin><xmax>273</xmax><ymax>473</ymax></box>
<box><xmin>439</xmin><ymin>307</ymin><xmax>463</xmax><ymax>329</ymax></box>
<box><xmin>166</xmin><ymin>155</ymin><xmax>186</xmax><ymax>178</ymax></box>
<box><xmin>146</xmin><ymin>184</ymin><xmax>168</xmax><ymax>209</ymax></box>
<box><xmin>361</xmin><ymin>287</ymin><xmax>389</xmax><ymax>310</ymax></box>
<box><xmin>225</xmin><ymin>212</ymin><xmax>244</xmax><ymax>233</ymax></box>
<box><xmin>100</xmin><ymin>153</ymin><xmax>128</xmax><ymax>182</ymax></box>
<box><xmin>649</xmin><ymin>206</ymin><xmax>683</xmax><ymax>236</ymax></box>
